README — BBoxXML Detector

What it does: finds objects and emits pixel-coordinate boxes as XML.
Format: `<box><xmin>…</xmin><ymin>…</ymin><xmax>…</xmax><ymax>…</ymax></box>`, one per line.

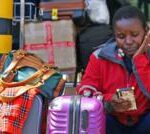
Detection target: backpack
<box><xmin>76</xmin><ymin>24</ymin><xmax>113</xmax><ymax>72</ymax></box>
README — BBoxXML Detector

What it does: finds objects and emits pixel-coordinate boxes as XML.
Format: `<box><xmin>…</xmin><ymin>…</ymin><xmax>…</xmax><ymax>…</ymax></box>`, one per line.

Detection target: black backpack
<box><xmin>76</xmin><ymin>24</ymin><xmax>113</xmax><ymax>72</ymax></box>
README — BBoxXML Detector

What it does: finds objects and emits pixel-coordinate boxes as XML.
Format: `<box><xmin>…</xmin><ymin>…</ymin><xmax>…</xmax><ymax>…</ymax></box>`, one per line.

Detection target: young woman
<box><xmin>76</xmin><ymin>5</ymin><xmax>150</xmax><ymax>134</ymax></box>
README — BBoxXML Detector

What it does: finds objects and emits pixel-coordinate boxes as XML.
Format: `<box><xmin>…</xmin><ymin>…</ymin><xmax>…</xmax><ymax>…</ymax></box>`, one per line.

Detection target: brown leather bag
<box><xmin>0</xmin><ymin>66</ymin><xmax>56</xmax><ymax>102</ymax></box>
<box><xmin>0</xmin><ymin>50</ymin><xmax>65</xmax><ymax>100</ymax></box>
<box><xmin>2</xmin><ymin>50</ymin><xmax>45</xmax><ymax>81</ymax></box>
<box><xmin>0</xmin><ymin>54</ymin><xmax>7</xmax><ymax>71</ymax></box>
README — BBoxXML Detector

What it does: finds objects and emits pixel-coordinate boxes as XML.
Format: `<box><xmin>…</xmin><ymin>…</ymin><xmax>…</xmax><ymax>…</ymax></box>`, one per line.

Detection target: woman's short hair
<box><xmin>112</xmin><ymin>5</ymin><xmax>147</xmax><ymax>28</ymax></box>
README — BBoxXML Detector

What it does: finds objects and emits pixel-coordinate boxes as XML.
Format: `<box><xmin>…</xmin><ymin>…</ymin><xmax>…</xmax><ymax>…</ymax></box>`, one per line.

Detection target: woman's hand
<box><xmin>110</xmin><ymin>94</ymin><xmax>132</xmax><ymax>112</ymax></box>
<box><xmin>133</xmin><ymin>29</ymin><xmax>150</xmax><ymax>59</ymax></box>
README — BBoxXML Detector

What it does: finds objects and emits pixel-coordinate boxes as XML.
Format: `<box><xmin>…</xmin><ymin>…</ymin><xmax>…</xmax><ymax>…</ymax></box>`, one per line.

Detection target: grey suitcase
<box><xmin>23</xmin><ymin>95</ymin><xmax>43</xmax><ymax>134</ymax></box>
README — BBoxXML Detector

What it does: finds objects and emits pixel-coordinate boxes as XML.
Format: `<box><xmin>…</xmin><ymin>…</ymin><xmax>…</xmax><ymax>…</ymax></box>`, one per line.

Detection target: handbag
<box><xmin>0</xmin><ymin>50</ymin><xmax>65</xmax><ymax>98</ymax></box>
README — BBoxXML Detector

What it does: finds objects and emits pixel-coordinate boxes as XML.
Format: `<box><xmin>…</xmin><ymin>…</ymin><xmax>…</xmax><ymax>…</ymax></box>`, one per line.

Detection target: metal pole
<box><xmin>19</xmin><ymin>0</ymin><xmax>25</xmax><ymax>49</ymax></box>
<box><xmin>0</xmin><ymin>0</ymin><xmax>13</xmax><ymax>53</ymax></box>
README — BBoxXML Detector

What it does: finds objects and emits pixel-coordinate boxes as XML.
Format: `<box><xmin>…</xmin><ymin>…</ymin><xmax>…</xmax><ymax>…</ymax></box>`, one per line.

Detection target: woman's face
<box><xmin>114</xmin><ymin>18</ymin><xmax>146</xmax><ymax>57</ymax></box>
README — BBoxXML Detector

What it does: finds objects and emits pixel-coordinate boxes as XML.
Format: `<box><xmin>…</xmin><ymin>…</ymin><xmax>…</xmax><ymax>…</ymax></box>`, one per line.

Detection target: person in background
<box><xmin>76</xmin><ymin>5</ymin><xmax>150</xmax><ymax>134</ymax></box>
<box><xmin>106</xmin><ymin>0</ymin><xmax>130</xmax><ymax>25</ymax></box>
<box><xmin>137</xmin><ymin>0</ymin><xmax>149</xmax><ymax>21</ymax></box>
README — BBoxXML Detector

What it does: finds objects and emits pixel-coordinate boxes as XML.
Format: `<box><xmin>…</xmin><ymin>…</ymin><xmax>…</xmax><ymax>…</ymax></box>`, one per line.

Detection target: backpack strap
<box><xmin>132</xmin><ymin>62</ymin><xmax>150</xmax><ymax>99</ymax></box>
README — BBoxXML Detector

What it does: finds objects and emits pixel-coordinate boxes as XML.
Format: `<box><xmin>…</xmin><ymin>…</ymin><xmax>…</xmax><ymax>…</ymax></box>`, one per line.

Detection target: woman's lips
<box><xmin>124</xmin><ymin>48</ymin><xmax>137</xmax><ymax>55</ymax></box>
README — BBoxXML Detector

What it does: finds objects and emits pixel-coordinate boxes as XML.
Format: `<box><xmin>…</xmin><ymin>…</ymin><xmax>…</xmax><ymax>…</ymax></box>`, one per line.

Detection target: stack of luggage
<box><xmin>0</xmin><ymin>50</ymin><xmax>65</xmax><ymax>133</ymax></box>
<box><xmin>0</xmin><ymin>0</ymin><xmax>131</xmax><ymax>133</ymax></box>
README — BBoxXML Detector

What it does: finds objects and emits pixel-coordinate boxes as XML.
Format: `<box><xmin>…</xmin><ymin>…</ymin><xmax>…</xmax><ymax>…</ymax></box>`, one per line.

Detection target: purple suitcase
<box><xmin>47</xmin><ymin>95</ymin><xmax>105</xmax><ymax>134</ymax></box>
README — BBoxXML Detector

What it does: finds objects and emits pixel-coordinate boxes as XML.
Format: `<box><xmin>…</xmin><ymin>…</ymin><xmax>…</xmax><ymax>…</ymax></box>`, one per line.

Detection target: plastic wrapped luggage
<box><xmin>47</xmin><ymin>96</ymin><xmax>105</xmax><ymax>134</ymax></box>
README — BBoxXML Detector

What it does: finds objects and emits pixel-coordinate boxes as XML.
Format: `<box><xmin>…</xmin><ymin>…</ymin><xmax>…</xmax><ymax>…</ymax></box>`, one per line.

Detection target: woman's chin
<box><xmin>124</xmin><ymin>50</ymin><xmax>137</xmax><ymax>58</ymax></box>
<box><xmin>125</xmin><ymin>52</ymin><xmax>134</xmax><ymax>58</ymax></box>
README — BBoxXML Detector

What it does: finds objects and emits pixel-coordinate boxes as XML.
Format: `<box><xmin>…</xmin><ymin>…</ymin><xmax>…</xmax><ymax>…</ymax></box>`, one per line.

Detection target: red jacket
<box><xmin>76</xmin><ymin>42</ymin><xmax>150</xmax><ymax>125</ymax></box>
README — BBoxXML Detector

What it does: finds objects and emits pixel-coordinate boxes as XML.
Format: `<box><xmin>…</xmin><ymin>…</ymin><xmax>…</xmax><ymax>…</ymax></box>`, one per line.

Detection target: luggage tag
<box><xmin>52</xmin><ymin>8</ymin><xmax>58</xmax><ymax>20</ymax></box>
<box><xmin>116</xmin><ymin>87</ymin><xmax>137</xmax><ymax>111</ymax></box>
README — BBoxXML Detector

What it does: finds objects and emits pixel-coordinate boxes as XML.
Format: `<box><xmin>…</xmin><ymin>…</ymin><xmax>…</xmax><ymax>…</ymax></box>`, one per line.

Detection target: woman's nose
<box><xmin>125</xmin><ymin>35</ymin><xmax>133</xmax><ymax>45</ymax></box>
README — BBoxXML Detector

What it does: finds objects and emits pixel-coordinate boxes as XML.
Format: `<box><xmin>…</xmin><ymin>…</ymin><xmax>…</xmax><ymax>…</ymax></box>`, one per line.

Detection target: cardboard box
<box><xmin>24</xmin><ymin>20</ymin><xmax>77</xmax><ymax>70</ymax></box>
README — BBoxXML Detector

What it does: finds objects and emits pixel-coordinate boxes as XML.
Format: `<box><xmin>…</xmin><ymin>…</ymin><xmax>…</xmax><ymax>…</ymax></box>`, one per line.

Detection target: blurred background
<box><xmin>130</xmin><ymin>0</ymin><xmax>149</xmax><ymax>23</ymax></box>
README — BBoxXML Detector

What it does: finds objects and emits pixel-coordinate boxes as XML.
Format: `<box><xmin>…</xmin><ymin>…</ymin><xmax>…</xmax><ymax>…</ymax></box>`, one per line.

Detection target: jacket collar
<box><xmin>98</xmin><ymin>41</ymin><xmax>125</xmax><ymax>67</ymax></box>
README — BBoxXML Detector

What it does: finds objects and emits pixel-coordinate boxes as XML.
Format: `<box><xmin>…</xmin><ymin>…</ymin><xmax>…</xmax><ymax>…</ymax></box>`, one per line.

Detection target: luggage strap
<box><xmin>3</xmin><ymin>50</ymin><xmax>45</xmax><ymax>76</ymax></box>
<box><xmin>0</xmin><ymin>68</ymin><xmax>56</xmax><ymax>102</ymax></box>
<box><xmin>0</xmin><ymin>54</ymin><xmax>7</xmax><ymax>71</ymax></box>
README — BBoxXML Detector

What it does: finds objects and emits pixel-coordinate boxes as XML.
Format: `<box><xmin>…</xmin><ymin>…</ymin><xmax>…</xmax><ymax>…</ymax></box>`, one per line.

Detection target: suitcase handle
<box><xmin>81</xmin><ymin>110</ymin><xmax>89</xmax><ymax>130</ymax></box>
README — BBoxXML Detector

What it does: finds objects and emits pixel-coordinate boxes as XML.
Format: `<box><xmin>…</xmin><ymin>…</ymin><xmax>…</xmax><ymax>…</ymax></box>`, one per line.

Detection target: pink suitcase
<box><xmin>47</xmin><ymin>95</ymin><xmax>105</xmax><ymax>134</ymax></box>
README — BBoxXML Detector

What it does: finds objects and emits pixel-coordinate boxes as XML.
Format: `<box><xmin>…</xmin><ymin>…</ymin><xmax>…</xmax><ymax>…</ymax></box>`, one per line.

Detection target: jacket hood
<box><xmin>96</xmin><ymin>41</ymin><xmax>125</xmax><ymax>66</ymax></box>
<box><xmin>98</xmin><ymin>41</ymin><xmax>117</xmax><ymax>58</ymax></box>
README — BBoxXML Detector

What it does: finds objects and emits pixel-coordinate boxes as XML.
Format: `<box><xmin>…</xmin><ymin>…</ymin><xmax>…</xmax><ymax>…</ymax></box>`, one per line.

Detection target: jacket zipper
<box><xmin>125</xmin><ymin>70</ymin><xmax>133</xmax><ymax>88</ymax></box>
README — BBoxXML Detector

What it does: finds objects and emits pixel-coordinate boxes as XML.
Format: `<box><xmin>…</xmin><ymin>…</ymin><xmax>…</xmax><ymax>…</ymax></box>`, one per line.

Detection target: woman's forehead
<box><xmin>114</xmin><ymin>18</ymin><xmax>143</xmax><ymax>30</ymax></box>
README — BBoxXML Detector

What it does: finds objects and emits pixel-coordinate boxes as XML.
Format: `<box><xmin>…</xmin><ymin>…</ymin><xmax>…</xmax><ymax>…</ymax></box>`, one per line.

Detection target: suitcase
<box><xmin>39</xmin><ymin>0</ymin><xmax>85</xmax><ymax>21</ymax></box>
<box><xmin>22</xmin><ymin>95</ymin><xmax>43</xmax><ymax>134</ymax></box>
<box><xmin>47</xmin><ymin>96</ymin><xmax>105</xmax><ymax>134</ymax></box>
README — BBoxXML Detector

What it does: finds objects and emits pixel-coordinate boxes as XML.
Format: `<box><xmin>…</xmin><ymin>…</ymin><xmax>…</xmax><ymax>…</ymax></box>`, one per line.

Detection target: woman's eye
<box><xmin>132</xmin><ymin>32</ymin><xmax>139</xmax><ymax>37</ymax></box>
<box><xmin>116</xmin><ymin>34</ymin><xmax>125</xmax><ymax>39</ymax></box>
